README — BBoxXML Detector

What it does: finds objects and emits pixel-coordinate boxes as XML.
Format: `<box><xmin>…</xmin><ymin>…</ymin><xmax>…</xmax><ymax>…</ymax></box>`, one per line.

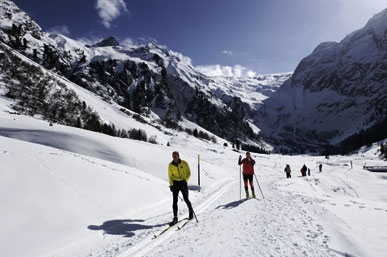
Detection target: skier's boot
<box><xmin>252</xmin><ymin>190</ymin><xmax>256</xmax><ymax>198</ymax></box>
<box><xmin>245</xmin><ymin>190</ymin><xmax>249</xmax><ymax>198</ymax></box>
<box><xmin>169</xmin><ymin>216</ymin><xmax>178</xmax><ymax>226</ymax></box>
<box><xmin>188</xmin><ymin>209</ymin><xmax>194</xmax><ymax>220</ymax></box>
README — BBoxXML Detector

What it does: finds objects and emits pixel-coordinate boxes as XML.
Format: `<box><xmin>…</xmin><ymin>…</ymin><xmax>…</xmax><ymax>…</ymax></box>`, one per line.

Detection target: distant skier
<box><xmin>319</xmin><ymin>163</ymin><xmax>322</xmax><ymax>172</ymax></box>
<box><xmin>238</xmin><ymin>152</ymin><xmax>256</xmax><ymax>198</ymax></box>
<box><xmin>284</xmin><ymin>164</ymin><xmax>291</xmax><ymax>178</ymax></box>
<box><xmin>168</xmin><ymin>151</ymin><xmax>194</xmax><ymax>226</ymax></box>
<box><xmin>300</xmin><ymin>164</ymin><xmax>307</xmax><ymax>177</ymax></box>
<box><xmin>307</xmin><ymin>168</ymin><xmax>311</xmax><ymax>176</ymax></box>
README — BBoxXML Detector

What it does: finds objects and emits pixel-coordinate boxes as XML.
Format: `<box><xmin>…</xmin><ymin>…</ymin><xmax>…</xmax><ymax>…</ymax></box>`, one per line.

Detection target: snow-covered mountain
<box><xmin>1</xmin><ymin>0</ymin><xmax>385</xmax><ymax>154</ymax></box>
<box><xmin>0</xmin><ymin>0</ymin><xmax>290</xmax><ymax>148</ymax></box>
<box><xmin>258</xmin><ymin>7</ymin><xmax>387</xmax><ymax>153</ymax></box>
<box><xmin>206</xmin><ymin>73</ymin><xmax>292</xmax><ymax>111</ymax></box>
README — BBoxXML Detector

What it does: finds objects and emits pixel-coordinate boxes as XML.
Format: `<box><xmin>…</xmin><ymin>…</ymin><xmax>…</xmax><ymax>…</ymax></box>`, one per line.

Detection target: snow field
<box><xmin>1</xmin><ymin>109</ymin><xmax>386</xmax><ymax>257</ymax></box>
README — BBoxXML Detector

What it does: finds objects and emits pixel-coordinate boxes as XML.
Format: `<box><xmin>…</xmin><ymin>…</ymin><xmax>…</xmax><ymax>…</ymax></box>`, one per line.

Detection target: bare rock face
<box><xmin>92</xmin><ymin>37</ymin><xmax>120</xmax><ymax>47</ymax></box>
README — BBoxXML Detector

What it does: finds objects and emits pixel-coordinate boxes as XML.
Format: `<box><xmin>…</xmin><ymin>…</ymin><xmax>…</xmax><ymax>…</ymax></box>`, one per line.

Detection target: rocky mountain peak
<box><xmin>365</xmin><ymin>7</ymin><xmax>387</xmax><ymax>28</ymax></box>
<box><xmin>92</xmin><ymin>36</ymin><xmax>119</xmax><ymax>47</ymax></box>
<box><xmin>0</xmin><ymin>0</ymin><xmax>42</xmax><ymax>33</ymax></box>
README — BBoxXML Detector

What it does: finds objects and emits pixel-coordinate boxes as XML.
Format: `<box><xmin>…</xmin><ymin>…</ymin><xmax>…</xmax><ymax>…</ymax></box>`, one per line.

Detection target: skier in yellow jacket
<box><xmin>168</xmin><ymin>151</ymin><xmax>193</xmax><ymax>226</ymax></box>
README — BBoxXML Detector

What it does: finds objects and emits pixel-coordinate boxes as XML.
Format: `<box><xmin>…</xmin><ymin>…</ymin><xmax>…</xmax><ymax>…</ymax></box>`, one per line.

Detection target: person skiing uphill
<box><xmin>238</xmin><ymin>152</ymin><xmax>256</xmax><ymax>198</ymax></box>
<box><xmin>168</xmin><ymin>151</ymin><xmax>194</xmax><ymax>226</ymax></box>
<box><xmin>284</xmin><ymin>164</ymin><xmax>291</xmax><ymax>178</ymax></box>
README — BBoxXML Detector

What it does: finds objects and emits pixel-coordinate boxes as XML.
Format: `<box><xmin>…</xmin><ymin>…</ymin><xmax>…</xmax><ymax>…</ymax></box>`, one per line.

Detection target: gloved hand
<box><xmin>239</xmin><ymin>155</ymin><xmax>242</xmax><ymax>160</ymax></box>
<box><xmin>169</xmin><ymin>186</ymin><xmax>174</xmax><ymax>192</ymax></box>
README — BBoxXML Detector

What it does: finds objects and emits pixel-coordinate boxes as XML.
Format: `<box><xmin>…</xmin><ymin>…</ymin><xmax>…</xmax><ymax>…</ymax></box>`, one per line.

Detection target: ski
<box><xmin>153</xmin><ymin>225</ymin><xmax>173</xmax><ymax>238</ymax></box>
<box><xmin>153</xmin><ymin>218</ymin><xmax>188</xmax><ymax>238</ymax></box>
<box><xmin>244</xmin><ymin>197</ymin><xmax>260</xmax><ymax>201</ymax></box>
<box><xmin>177</xmin><ymin>218</ymin><xmax>192</xmax><ymax>230</ymax></box>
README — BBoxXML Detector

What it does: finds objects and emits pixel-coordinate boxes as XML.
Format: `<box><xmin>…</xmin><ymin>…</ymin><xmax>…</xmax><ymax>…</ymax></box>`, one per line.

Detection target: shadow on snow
<box><xmin>215</xmin><ymin>198</ymin><xmax>247</xmax><ymax>210</ymax></box>
<box><xmin>0</xmin><ymin>127</ymin><xmax>126</xmax><ymax>164</ymax></box>
<box><xmin>88</xmin><ymin>219</ymin><xmax>168</xmax><ymax>237</ymax></box>
<box><xmin>188</xmin><ymin>185</ymin><xmax>200</xmax><ymax>191</ymax></box>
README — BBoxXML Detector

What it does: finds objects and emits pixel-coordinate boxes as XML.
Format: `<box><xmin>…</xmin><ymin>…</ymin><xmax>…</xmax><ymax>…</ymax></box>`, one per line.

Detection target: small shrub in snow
<box><xmin>133</xmin><ymin>114</ymin><xmax>146</xmax><ymax>124</ymax></box>
<box><xmin>185</xmin><ymin>128</ymin><xmax>193</xmax><ymax>135</ymax></box>
<box><xmin>241</xmin><ymin>144</ymin><xmax>270</xmax><ymax>155</ymax></box>
<box><xmin>128</xmin><ymin>128</ymin><xmax>148</xmax><ymax>142</ymax></box>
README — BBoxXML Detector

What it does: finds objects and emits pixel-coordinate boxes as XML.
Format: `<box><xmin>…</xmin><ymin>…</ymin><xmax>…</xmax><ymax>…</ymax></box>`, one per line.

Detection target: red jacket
<box><xmin>239</xmin><ymin>158</ymin><xmax>255</xmax><ymax>175</ymax></box>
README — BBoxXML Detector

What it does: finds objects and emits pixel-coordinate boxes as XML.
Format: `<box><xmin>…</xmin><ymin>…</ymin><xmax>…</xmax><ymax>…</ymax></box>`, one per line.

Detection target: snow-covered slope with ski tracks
<box><xmin>1</xmin><ymin>101</ymin><xmax>387</xmax><ymax>257</ymax></box>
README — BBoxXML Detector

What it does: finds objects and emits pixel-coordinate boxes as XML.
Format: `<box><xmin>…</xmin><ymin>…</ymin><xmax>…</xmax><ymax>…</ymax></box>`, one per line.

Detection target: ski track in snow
<box><xmin>146</xmin><ymin>174</ymin><xmax>335</xmax><ymax>257</ymax></box>
<box><xmin>49</xmin><ymin>154</ymin><xmax>387</xmax><ymax>257</ymax></box>
<box><xmin>117</xmin><ymin>180</ymin><xmax>236</xmax><ymax>257</ymax></box>
<box><xmin>47</xmin><ymin>179</ymin><xmax>236</xmax><ymax>257</ymax></box>
<box><xmin>1</xmin><ymin>114</ymin><xmax>387</xmax><ymax>257</ymax></box>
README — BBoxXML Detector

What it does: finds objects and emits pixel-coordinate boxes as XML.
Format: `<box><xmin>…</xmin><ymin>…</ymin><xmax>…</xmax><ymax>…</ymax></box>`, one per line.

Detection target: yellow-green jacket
<box><xmin>168</xmin><ymin>159</ymin><xmax>191</xmax><ymax>186</ymax></box>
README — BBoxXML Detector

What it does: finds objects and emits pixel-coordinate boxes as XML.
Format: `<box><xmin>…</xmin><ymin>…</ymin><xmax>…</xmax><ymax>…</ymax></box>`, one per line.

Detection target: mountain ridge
<box><xmin>0</xmin><ymin>0</ymin><xmax>291</xmax><ymax>150</ymax></box>
<box><xmin>258</xmin><ymin>6</ymin><xmax>387</xmax><ymax>153</ymax></box>
<box><xmin>1</xmin><ymin>0</ymin><xmax>386</xmax><ymax>154</ymax></box>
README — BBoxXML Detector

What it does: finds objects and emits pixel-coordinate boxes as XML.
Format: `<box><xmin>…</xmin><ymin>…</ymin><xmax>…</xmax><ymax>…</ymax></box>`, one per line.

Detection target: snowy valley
<box><xmin>1</xmin><ymin>0</ymin><xmax>387</xmax><ymax>257</ymax></box>
<box><xmin>1</xmin><ymin>105</ymin><xmax>387</xmax><ymax>257</ymax></box>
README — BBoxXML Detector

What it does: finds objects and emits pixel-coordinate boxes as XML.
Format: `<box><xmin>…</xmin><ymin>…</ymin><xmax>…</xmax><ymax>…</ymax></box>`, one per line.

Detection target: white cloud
<box><xmin>121</xmin><ymin>37</ymin><xmax>136</xmax><ymax>46</ymax></box>
<box><xmin>137</xmin><ymin>36</ymin><xmax>159</xmax><ymax>45</ymax></box>
<box><xmin>246</xmin><ymin>70</ymin><xmax>257</xmax><ymax>77</ymax></box>
<box><xmin>76</xmin><ymin>36</ymin><xmax>103</xmax><ymax>46</ymax></box>
<box><xmin>95</xmin><ymin>0</ymin><xmax>128</xmax><ymax>29</ymax></box>
<box><xmin>195</xmin><ymin>64</ymin><xmax>256</xmax><ymax>78</ymax></box>
<box><xmin>120</xmin><ymin>36</ymin><xmax>169</xmax><ymax>50</ymax></box>
<box><xmin>47</xmin><ymin>25</ymin><xmax>70</xmax><ymax>36</ymax></box>
<box><xmin>222</xmin><ymin>50</ymin><xmax>232</xmax><ymax>55</ymax></box>
<box><xmin>169</xmin><ymin>50</ymin><xmax>193</xmax><ymax>66</ymax></box>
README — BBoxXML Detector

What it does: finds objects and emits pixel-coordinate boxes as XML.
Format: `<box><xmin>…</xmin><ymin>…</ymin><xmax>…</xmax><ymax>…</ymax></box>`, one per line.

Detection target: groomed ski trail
<box><xmin>146</xmin><ymin>175</ymin><xmax>337</xmax><ymax>257</ymax></box>
<box><xmin>116</xmin><ymin>180</ymin><xmax>236</xmax><ymax>257</ymax></box>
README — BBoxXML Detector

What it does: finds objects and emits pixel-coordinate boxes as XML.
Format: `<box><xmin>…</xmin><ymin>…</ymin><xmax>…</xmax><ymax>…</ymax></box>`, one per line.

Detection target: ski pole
<box><xmin>239</xmin><ymin>164</ymin><xmax>242</xmax><ymax>200</ymax></box>
<box><xmin>192</xmin><ymin>207</ymin><xmax>199</xmax><ymax>222</ymax></box>
<box><xmin>179</xmin><ymin>193</ymin><xmax>199</xmax><ymax>222</ymax></box>
<box><xmin>254</xmin><ymin>174</ymin><xmax>264</xmax><ymax>199</ymax></box>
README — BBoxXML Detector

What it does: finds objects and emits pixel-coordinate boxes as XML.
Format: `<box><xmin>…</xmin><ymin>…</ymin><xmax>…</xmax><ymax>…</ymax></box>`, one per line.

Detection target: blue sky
<box><xmin>13</xmin><ymin>0</ymin><xmax>387</xmax><ymax>75</ymax></box>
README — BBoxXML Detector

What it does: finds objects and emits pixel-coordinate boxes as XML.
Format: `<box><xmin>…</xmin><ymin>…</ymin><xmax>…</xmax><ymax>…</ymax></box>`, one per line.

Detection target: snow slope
<box><xmin>0</xmin><ymin>110</ymin><xmax>231</xmax><ymax>257</ymax></box>
<box><xmin>139</xmin><ymin>148</ymin><xmax>387</xmax><ymax>257</ymax></box>
<box><xmin>1</xmin><ymin>101</ymin><xmax>387</xmax><ymax>257</ymax></box>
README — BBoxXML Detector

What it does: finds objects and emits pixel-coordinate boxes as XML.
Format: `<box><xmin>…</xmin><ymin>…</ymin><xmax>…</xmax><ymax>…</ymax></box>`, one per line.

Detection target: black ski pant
<box><xmin>286</xmin><ymin>172</ymin><xmax>291</xmax><ymax>178</ymax></box>
<box><xmin>243</xmin><ymin>174</ymin><xmax>254</xmax><ymax>191</ymax></box>
<box><xmin>172</xmin><ymin>180</ymin><xmax>193</xmax><ymax>217</ymax></box>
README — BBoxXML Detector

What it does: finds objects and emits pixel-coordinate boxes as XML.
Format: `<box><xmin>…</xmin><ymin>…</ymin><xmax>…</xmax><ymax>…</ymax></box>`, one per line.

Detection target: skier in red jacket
<box><xmin>238</xmin><ymin>152</ymin><xmax>256</xmax><ymax>198</ymax></box>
